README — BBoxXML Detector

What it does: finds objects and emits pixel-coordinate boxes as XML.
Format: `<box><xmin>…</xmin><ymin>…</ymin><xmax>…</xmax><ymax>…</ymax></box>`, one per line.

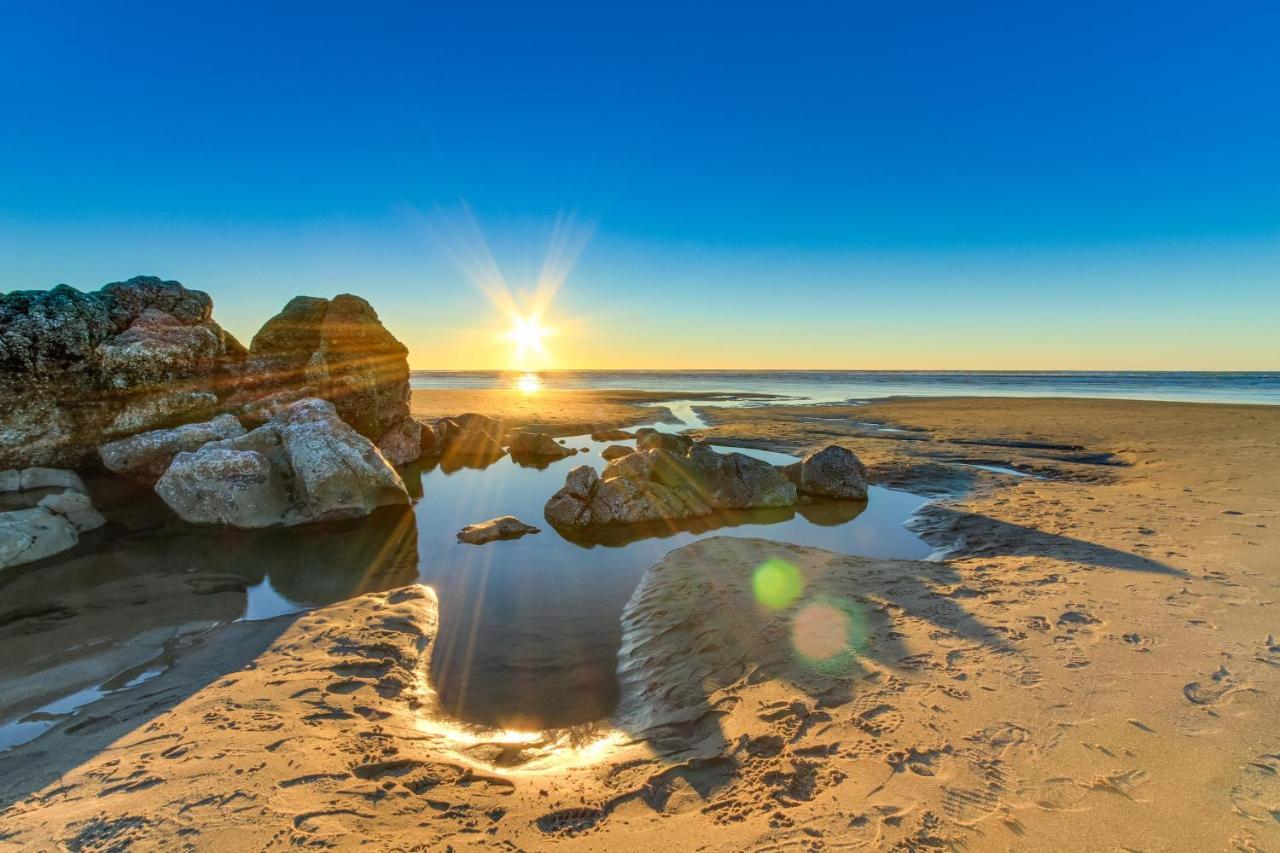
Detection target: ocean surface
<box><xmin>409</xmin><ymin>370</ymin><xmax>1280</xmax><ymax>406</ymax></box>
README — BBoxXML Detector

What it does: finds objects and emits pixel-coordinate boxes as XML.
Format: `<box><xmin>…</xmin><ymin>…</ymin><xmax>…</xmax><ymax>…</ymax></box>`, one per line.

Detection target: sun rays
<box><xmin>427</xmin><ymin>205</ymin><xmax>594</xmax><ymax>371</ymax></box>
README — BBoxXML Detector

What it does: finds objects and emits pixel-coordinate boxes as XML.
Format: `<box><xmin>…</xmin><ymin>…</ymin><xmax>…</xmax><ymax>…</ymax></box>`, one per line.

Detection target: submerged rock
<box><xmin>99</xmin><ymin>414</ymin><xmax>247</xmax><ymax>482</ymax></box>
<box><xmin>508</xmin><ymin>431</ymin><xmax>577</xmax><ymax>459</ymax></box>
<box><xmin>0</xmin><ymin>277</ymin><xmax>245</xmax><ymax>469</ymax></box>
<box><xmin>545</xmin><ymin>442</ymin><xmax>796</xmax><ymax>532</ymax></box>
<box><xmin>155</xmin><ymin>398</ymin><xmax>409</xmax><ymax>529</ymax></box>
<box><xmin>457</xmin><ymin>515</ymin><xmax>541</xmax><ymax>544</ymax></box>
<box><xmin>781</xmin><ymin>444</ymin><xmax>869</xmax><ymax>500</ymax></box>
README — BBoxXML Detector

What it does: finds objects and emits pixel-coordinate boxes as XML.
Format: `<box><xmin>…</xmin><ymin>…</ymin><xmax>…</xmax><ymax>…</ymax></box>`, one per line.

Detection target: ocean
<box><xmin>409</xmin><ymin>370</ymin><xmax>1280</xmax><ymax>406</ymax></box>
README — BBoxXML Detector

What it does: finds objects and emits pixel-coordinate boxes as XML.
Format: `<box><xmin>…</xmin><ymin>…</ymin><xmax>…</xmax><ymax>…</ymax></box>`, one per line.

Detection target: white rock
<box><xmin>19</xmin><ymin>467</ymin><xmax>87</xmax><ymax>493</ymax></box>
<box><xmin>0</xmin><ymin>507</ymin><xmax>79</xmax><ymax>569</ymax></box>
<box><xmin>38</xmin><ymin>488</ymin><xmax>107</xmax><ymax>532</ymax></box>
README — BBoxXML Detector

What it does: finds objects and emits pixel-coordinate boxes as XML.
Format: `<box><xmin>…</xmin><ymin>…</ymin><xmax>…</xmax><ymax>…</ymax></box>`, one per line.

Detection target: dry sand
<box><xmin>1</xmin><ymin>394</ymin><xmax>1277</xmax><ymax>850</ymax></box>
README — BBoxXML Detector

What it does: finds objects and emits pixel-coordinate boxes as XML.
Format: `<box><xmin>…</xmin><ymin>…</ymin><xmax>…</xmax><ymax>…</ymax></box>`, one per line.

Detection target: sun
<box><xmin>505</xmin><ymin>315</ymin><xmax>553</xmax><ymax>367</ymax></box>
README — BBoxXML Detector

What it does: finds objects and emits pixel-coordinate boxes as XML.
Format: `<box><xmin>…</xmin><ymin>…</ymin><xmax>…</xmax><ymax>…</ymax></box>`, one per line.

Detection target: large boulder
<box><xmin>99</xmin><ymin>414</ymin><xmax>247</xmax><ymax>482</ymax></box>
<box><xmin>0</xmin><ymin>277</ymin><xmax>246</xmax><ymax>469</ymax></box>
<box><xmin>231</xmin><ymin>294</ymin><xmax>418</xmax><ymax>462</ymax></box>
<box><xmin>154</xmin><ymin>398</ymin><xmax>409</xmax><ymax>529</ymax></box>
<box><xmin>782</xmin><ymin>445</ymin><xmax>869</xmax><ymax>500</ymax></box>
<box><xmin>544</xmin><ymin>443</ymin><xmax>796</xmax><ymax>532</ymax></box>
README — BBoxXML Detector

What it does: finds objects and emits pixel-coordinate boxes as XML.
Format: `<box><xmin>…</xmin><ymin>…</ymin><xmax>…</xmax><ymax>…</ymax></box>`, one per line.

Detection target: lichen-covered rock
<box><xmin>508</xmin><ymin>431</ymin><xmax>576</xmax><ymax>459</ymax></box>
<box><xmin>232</xmin><ymin>294</ymin><xmax>411</xmax><ymax>444</ymax></box>
<box><xmin>782</xmin><ymin>444</ymin><xmax>869</xmax><ymax>500</ymax></box>
<box><xmin>154</xmin><ymin>398</ymin><xmax>409</xmax><ymax>528</ymax></box>
<box><xmin>457</xmin><ymin>515</ymin><xmax>540</xmax><ymax>544</ymax></box>
<box><xmin>0</xmin><ymin>276</ymin><xmax>245</xmax><ymax>469</ymax></box>
<box><xmin>99</xmin><ymin>414</ymin><xmax>246</xmax><ymax>482</ymax></box>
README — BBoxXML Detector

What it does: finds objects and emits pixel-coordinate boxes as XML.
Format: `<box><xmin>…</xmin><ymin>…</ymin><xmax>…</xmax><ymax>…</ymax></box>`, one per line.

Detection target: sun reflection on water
<box><xmin>516</xmin><ymin>372</ymin><xmax>542</xmax><ymax>394</ymax></box>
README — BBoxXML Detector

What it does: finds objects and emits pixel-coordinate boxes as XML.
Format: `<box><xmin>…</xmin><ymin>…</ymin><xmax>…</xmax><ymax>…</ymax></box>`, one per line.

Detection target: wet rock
<box><xmin>435</xmin><ymin>415</ymin><xmax>506</xmax><ymax>465</ymax></box>
<box><xmin>0</xmin><ymin>276</ymin><xmax>245</xmax><ymax>469</ymax></box>
<box><xmin>232</xmin><ymin>294</ymin><xmax>411</xmax><ymax>443</ymax></box>
<box><xmin>99</xmin><ymin>414</ymin><xmax>246</xmax><ymax>482</ymax></box>
<box><xmin>545</xmin><ymin>443</ymin><xmax>795</xmax><ymax>532</ymax></box>
<box><xmin>601</xmin><ymin>445</ymin><xmax>634</xmax><ymax>461</ymax></box>
<box><xmin>591</xmin><ymin>428</ymin><xmax>635</xmax><ymax>442</ymax></box>
<box><xmin>155</xmin><ymin>398</ymin><xmax>409</xmax><ymax>528</ymax></box>
<box><xmin>782</xmin><ymin>444</ymin><xmax>868</xmax><ymax>500</ymax></box>
<box><xmin>508</xmin><ymin>431</ymin><xmax>577</xmax><ymax>459</ymax></box>
<box><xmin>634</xmin><ymin>427</ymin><xmax>695</xmax><ymax>453</ymax></box>
<box><xmin>457</xmin><ymin>515</ymin><xmax>541</xmax><ymax>544</ymax></box>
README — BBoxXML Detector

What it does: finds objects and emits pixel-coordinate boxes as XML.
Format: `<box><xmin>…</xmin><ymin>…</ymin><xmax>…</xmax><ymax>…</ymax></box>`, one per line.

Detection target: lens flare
<box><xmin>790</xmin><ymin>596</ymin><xmax>869</xmax><ymax>673</ymax></box>
<box><xmin>516</xmin><ymin>373</ymin><xmax>541</xmax><ymax>394</ymax></box>
<box><xmin>753</xmin><ymin>558</ymin><xmax>804</xmax><ymax>610</ymax></box>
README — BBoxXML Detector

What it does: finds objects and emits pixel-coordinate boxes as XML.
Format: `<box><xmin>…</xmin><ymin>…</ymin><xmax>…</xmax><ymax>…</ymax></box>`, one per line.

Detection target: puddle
<box><xmin>0</xmin><ymin>432</ymin><xmax>931</xmax><ymax>744</ymax></box>
<box><xmin>966</xmin><ymin>463</ymin><xmax>1038</xmax><ymax>479</ymax></box>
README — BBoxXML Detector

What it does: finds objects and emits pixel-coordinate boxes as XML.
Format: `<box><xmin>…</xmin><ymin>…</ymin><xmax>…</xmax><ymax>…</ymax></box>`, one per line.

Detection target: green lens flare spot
<box><xmin>753</xmin><ymin>558</ymin><xmax>804</xmax><ymax>610</ymax></box>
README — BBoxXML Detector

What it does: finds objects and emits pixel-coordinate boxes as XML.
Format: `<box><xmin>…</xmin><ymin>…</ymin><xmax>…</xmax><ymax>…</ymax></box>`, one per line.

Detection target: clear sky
<box><xmin>2</xmin><ymin>2</ymin><xmax>1277</xmax><ymax>370</ymax></box>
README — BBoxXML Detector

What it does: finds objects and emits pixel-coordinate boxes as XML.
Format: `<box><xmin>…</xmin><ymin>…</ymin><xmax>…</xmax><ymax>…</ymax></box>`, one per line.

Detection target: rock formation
<box><xmin>456</xmin><ymin>515</ymin><xmax>540</xmax><ymax>544</ymax></box>
<box><xmin>99</xmin><ymin>414</ymin><xmax>247</xmax><ymax>482</ymax></box>
<box><xmin>0</xmin><ymin>277</ymin><xmax>245</xmax><ymax>469</ymax></box>
<box><xmin>229</xmin><ymin>294</ymin><xmax>421</xmax><ymax>464</ymax></box>
<box><xmin>0</xmin><ymin>468</ymin><xmax>105</xmax><ymax>568</ymax></box>
<box><xmin>781</xmin><ymin>444</ymin><xmax>869</xmax><ymax>500</ymax></box>
<box><xmin>544</xmin><ymin>440</ymin><xmax>796</xmax><ymax>531</ymax></box>
<box><xmin>427</xmin><ymin>414</ymin><xmax>507</xmax><ymax>466</ymax></box>
<box><xmin>601</xmin><ymin>444</ymin><xmax>634</xmax><ymax>460</ymax></box>
<box><xmin>155</xmin><ymin>398</ymin><xmax>409</xmax><ymax>528</ymax></box>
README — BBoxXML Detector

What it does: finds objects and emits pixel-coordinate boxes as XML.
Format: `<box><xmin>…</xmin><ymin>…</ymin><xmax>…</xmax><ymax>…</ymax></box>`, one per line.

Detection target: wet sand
<box><xmin>1</xmin><ymin>394</ymin><xmax>1277</xmax><ymax>850</ymax></box>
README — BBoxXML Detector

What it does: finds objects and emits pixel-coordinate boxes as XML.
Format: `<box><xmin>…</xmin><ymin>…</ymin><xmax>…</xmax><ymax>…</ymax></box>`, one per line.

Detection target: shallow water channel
<box><xmin>0</xmin><ymin>431</ymin><xmax>931</xmax><ymax>749</ymax></box>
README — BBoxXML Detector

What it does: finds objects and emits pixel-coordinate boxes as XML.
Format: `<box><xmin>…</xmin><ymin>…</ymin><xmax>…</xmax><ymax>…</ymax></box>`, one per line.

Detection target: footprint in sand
<box><xmin>1230</xmin><ymin>753</ymin><xmax>1280</xmax><ymax>825</ymax></box>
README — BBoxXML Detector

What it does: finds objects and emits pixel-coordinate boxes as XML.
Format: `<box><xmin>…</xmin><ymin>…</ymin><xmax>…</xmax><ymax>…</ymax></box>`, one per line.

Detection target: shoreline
<box><xmin>2</xmin><ymin>393</ymin><xmax>1278</xmax><ymax>849</ymax></box>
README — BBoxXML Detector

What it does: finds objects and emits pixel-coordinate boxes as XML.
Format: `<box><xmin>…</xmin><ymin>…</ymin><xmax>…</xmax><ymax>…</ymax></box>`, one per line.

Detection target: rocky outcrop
<box><xmin>457</xmin><ymin>515</ymin><xmax>540</xmax><ymax>544</ymax></box>
<box><xmin>508</xmin><ymin>431</ymin><xmax>576</xmax><ymax>459</ymax></box>
<box><xmin>155</xmin><ymin>398</ymin><xmax>408</xmax><ymax>529</ymax></box>
<box><xmin>781</xmin><ymin>445</ymin><xmax>869</xmax><ymax>500</ymax></box>
<box><xmin>230</xmin><ymin>294</ymin><xmax>419</xmax><ymax>462</ymax></box>
<box><xmin>0</xmin><ymin>277</ymin><xmax>245</xmax><ymax>469</ymax></box>
<box><xmin>99</xmin><ymin>414</ymin><xmax>246</xmax><ymax>482</ymax></box>
<box><xmin>601</xmin><ymin>444</ymin><xmax>634</xmax><ymax>461</ymax></box>
<box><xmin>544</xmin><ymin>442</ymin><xmax>796</xmax><ymax>531</ymax></box>
<box><xmin>0</xmin><ymin>467</ymin><xmax>105</xmax><ymax>569</ymax></box>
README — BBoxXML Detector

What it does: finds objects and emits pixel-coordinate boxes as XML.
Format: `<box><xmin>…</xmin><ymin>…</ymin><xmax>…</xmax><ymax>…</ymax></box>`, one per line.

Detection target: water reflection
<box><xmin>1</xmin><ymin>433</ymin><xmax>930</xmax><ymax>742</ymax></box>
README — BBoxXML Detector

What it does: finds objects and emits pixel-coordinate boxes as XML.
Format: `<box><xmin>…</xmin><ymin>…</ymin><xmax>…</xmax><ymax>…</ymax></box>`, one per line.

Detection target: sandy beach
<box><xmin>1</xmin><ymin>392</ymin><xmax>1276</xmax><ymax>850</ymax></box>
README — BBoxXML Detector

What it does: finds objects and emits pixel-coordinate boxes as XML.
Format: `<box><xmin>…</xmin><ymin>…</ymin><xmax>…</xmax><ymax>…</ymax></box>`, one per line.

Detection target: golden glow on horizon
<box><xmin>515</xmin><ymin>372</ymin><xmax>542</xmax><ymax>394</ymax></box>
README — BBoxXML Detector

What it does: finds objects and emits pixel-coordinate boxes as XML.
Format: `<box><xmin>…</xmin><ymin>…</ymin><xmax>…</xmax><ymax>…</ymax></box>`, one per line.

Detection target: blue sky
<box><xmin>2</xmin><ymin>2</ymin><xmax>1277</xmax><ymax>368</ymax></box>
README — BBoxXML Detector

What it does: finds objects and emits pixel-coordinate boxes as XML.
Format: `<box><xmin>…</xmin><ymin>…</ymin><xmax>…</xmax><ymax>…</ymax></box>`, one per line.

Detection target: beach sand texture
<box><xmin>0</xmin><ymin>395</ymin><xmax>1277</xmax><ymax>850</ymax></box>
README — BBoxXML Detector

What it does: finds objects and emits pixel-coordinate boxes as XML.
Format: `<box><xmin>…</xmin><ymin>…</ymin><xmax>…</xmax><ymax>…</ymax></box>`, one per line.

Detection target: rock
<box><xmin>601</xmin><ymin>445</ymin><xmax>634</xmax><ymax>461</ymax></box>
<box><xmin>37</xmin><ymin>488</ymin><xmax>106</xmax><ymax>532</ymax></box>
<box><xmin>591</xmin><ymin>428</ymin><xmax>635</xmax><ymax>442</ymax></box>
<box><xmin>156</xmin><ymin>446</ymin><xmax>293</xmax><ymax>529</ymax></box>
<box><xmin>635</xmin><ymin>427</ymin><xmax>695</xmax><ymax>453</ymax></box>
<box><xmin>435</xmin><ymin>415</ymin><xmax>506</xmax><ymax>465</ymax></box>
<box><xmin>418</xmin><ymin>421</ymin><xmax>441</xmax><ymax>456</ymax></box>
<box><xmin>546</xmin><ymin>443</ymin><xmax>796</xmax><ymax>532</ymax></box>
<box><xmin>457</xmin><ymin>515</ymin><xmax>541</xmax><ymax>544</ymax></box>
<box><xmin>508</xmin><ymin>431</ymin><xmax>577</xmax><ymax>459</ymax></box>
<box><xmin>782</xmin><ymin>444</ymin><xmax>869</xmax><ymax>500</ymax></box>
<box><xmin>0</xmin><ymin>276</ymin><xmax>245</xmax><ymax>469</ymax></box>
<box><xmin>99</xmin><ymin>414</ymin><xmax>246</xmax><ymax>482</ymax></box>
<box><xmin>19</xmin><ymin>467</ymin><xmax>87</xmax><ymax>492</ymax></box>
<box><xmin>0</xmin><ymin>508</ymin><xmax>80</xmax><ymax>569</ymax></box>
<box><xmin>233</xmin><ymin>294</ymin><xmax>411</xmax><ymax>443</ymax></box>
<box><xmin>377</xmin><ymin>416</ymin><xmax>423</xmax><ymax>466</ymax></box>
<box><xmin>0</xmin><ymin>470</ymin><xmax>18</xmax><ymax>491</ymax></box>
<box><xmin>154</xmin><ymin>398</ymin><xmax>409</xmax><ymax>529</ymax></box>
